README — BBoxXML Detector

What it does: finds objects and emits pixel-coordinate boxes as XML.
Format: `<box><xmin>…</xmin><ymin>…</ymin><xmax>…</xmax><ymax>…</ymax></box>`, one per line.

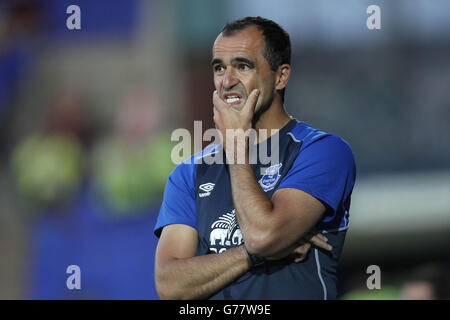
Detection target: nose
<box><xmin>222</xmin><ymin>67</ymin><xmax>239</xmax><ymax>90</ymax></box>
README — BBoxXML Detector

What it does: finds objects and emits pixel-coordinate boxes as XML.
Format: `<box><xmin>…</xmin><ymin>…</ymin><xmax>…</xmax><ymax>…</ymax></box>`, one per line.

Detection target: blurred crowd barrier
<box><xmin>0</xmin><ymin>0</ymin><xmax>449</xmax><ymax>299</ymax></box>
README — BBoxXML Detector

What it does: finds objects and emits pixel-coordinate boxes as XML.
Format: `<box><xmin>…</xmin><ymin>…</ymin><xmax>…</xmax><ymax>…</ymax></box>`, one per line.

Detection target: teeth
<box><xmin>226</xmin><ymin>96</ymin><xmax>240</xmax><ymax>103</ymax></box>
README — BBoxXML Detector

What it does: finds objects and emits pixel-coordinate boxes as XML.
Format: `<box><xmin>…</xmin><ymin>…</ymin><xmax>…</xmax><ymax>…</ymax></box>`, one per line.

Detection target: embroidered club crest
<box><xmin>258</xmin><ymin>163</ymin><xmax>283</xmax><ymax>192</ymax></box>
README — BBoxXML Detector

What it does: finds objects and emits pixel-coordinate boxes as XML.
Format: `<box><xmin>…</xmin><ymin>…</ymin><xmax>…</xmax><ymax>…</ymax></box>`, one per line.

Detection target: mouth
<box><xmin>222</xmin><ymin>92</ymin><xmax>244</xmax><ymax>106</ymax></box>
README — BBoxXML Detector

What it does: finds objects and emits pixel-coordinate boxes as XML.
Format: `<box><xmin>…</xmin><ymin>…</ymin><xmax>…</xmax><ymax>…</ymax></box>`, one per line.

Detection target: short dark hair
<box><xmin>220</xmin><ymin>16</ymin><xmax>291</xmax><ymax>101</ymax></box>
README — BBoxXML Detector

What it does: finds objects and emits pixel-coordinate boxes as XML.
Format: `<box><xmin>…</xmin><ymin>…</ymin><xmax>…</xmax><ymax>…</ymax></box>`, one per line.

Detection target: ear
<box><xmin>275</xmin><ymin>64</ymin><xmax>290</xmax><ymax>91</ymax></box>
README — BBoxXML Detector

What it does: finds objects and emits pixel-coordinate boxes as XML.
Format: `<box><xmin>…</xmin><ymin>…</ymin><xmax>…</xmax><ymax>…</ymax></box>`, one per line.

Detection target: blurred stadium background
<box><xmin>0</xmin><ymin>0</ymin><xmax>449</xmax><ymax>299</ymax></box>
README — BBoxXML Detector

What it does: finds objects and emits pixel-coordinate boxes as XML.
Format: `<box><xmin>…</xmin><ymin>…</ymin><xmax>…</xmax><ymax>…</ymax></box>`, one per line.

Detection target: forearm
<box><xmin>229</xmin><ymin>163</ymin><xmax>273</xmax><ymax>230</ymax></box>
<box><xmin>229</xmin><ymin>160</ymin><xmax>314</xmax><ymax>258</ymax></box>
<box><xmin>155</xmin><ymin>245</ymin><xmax>251</xmax><ymax>300</ymax></box>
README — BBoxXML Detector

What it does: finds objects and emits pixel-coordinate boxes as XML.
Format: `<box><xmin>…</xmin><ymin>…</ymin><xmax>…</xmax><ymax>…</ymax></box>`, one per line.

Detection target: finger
<box><xmin>213</xmin><ymin>90</ymin><xmax>227</xmax><ymax>113</ymax></box>
<box><xmin>305</xmin><ymin>230</ymin><xmax>328</xmax><ymax>244</ymax></box>
<box><xmin>314</xmin><ymin>233</ymin><xmax>328</xmax><ymax>243</ymax></box>
<box><xmin>293</xmin><ymin>242</ymin><xmax>311</xmax><ymax>255</ymax></box>
<box><xmin>309</xmin><ymin>235</ymin><xmax>327</xmax><ymax>247</ymax></box>
<box><xmin>309</xmin><ymin>235</ymin><xmax>332</xmax><ymax>251</ymax></box>
<box><xmin>293</xmin><ymin>243</ymin><xmax>311</xmax><ymax>262</ymax></box>
<box><xmin>302</xmin><ymin>242</ymin><xmax>312</xmax><ymax>252</ymax></box>
<box><xmin>242</xmin><ymin>89</ymin><xmax>260</xmax><ymax>119</ymax></box>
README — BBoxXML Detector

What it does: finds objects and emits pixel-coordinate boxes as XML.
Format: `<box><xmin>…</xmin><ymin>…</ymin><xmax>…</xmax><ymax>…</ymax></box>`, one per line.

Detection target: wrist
<box><xmin>224</xmin><ymin>134</ymin><xmax>250</xmax><ymax>164</ymax></box>
<box><xmin>243</xmin><ymin>244</ymin><xmax>266</xmax><ymax>268</ymax></box>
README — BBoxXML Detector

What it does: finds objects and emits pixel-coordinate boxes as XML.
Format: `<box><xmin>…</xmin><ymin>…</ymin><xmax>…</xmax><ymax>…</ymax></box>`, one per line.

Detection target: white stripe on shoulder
<box><xmin>192</xmin><ymin>146</ymin><xmax>220</xmax><ymax>162</ymax></box>
<box><xmin>287</xmin><ymin>132</ymin><xmax>302</xmax><ymax>143</ymax></box>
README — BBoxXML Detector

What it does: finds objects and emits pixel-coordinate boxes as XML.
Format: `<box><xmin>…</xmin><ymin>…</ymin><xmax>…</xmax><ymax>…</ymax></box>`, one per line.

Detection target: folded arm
<box><xmin>229</xmin><ymin>163</ymin><xmax>327</xmax><ymax>257</ymax></box>
<box><xmin>155</xmin><ymin>224</ymin><xmax>252</xmax><ymax>300</ymax></box>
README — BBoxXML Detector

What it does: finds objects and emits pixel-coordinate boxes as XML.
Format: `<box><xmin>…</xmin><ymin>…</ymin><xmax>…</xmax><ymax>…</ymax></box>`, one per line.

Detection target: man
<box><xmin>154</xmin><ymin>17</ymin><xmax>356</xmax><ymax>300</ymax></box>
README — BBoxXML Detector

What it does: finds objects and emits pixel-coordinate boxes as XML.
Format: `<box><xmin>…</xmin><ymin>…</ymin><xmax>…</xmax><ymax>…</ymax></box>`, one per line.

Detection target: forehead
<box><xmin>213</xmin><ymin>25</ymin><xmax>265</xmax><ymax>60</ymax></box>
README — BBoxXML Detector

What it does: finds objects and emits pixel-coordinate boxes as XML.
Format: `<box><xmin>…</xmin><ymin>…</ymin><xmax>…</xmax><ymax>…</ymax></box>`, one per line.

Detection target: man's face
<box><xmin>212</xmin><ymin>26</ymin><xmax>276</xmax><ymax>114</ymax></box>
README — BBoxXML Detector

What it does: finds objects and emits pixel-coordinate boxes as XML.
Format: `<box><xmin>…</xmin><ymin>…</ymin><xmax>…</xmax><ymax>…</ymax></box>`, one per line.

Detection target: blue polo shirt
<box><xmin>154</xmin><ymin>119</ymin><xmax>356</xmax><ymax>299</ymax></box>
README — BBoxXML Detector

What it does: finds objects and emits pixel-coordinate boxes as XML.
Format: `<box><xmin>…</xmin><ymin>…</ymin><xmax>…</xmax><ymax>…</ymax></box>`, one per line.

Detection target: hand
<box><xmin>290</xmin><ymin>231</ymin><xmax>332</xmax><ymax>263</ymax></box>
<box><xmin>212</xmin><ymin>88</ymin><xmax>260</xmax><ymax>132</ymax></box>
<box><xmin>212</xmin><ymin>89</ymin><xmax>260</xmax><ymax>161</ymax></box>
<box><xmin>264</xmin><ymin>231</ymin><xmax>332</xmax><ymax>262</ymax></box>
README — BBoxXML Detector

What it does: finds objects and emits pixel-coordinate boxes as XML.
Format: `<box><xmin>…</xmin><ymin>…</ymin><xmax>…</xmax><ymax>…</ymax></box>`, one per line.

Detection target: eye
<box><xmin>214</xmin><ymin>65</ymin><xmax>225</xmax><ymax>73</ymax></box>
<box><xmin>239</xmin><ymin>64</ymin><xmax>250</xmax><ymax>71</ymax></box>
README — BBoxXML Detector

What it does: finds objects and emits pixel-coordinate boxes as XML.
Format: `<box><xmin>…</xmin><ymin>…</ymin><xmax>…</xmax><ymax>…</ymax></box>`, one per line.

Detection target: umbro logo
<box><xmin>199</xmin><ymin>183</ymin><xmax>215</xmax><ymax>198</ymax></box>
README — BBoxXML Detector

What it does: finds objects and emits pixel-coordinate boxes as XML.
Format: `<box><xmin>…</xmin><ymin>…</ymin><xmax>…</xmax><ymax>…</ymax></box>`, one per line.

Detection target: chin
<box><xmin>227</xmin><ymin>100</ymin><xmax>245</xmax><ymax>111</ymax></box>
<box><xmin>233</xmin><ymin>104</ymin><xmax>245</xmax><ymax>111</ymax></box>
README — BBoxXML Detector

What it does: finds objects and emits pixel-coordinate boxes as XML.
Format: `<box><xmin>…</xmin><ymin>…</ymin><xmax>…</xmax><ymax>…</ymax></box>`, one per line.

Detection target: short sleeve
<box><xmin>153</xmin><ymin>160</ymin><xmax>197</xmax><ymax>237</ymax></box>
<box><xmin>277</xmin><ymin>134</ymin><xmax>356</xmax><ymax>218</ymax></box>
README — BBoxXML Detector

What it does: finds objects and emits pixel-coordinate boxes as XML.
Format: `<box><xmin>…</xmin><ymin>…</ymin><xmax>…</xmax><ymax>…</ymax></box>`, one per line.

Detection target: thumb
<box><xmin>243</xmin><ymin>89</ymin><xmax>260</xmax><ymax>118</ymax></box>
<box><xmin>213</xmin><ymin>90</ymin><xmax>227</xmax><ymax>113</ymax></box>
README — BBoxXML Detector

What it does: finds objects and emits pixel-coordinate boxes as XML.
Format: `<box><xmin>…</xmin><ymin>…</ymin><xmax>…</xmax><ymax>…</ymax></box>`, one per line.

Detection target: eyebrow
<box><xmin>211</xmin><ymin>58</ymin><xmax>223</xmax><ymax>66</ymax></box>
<box><xmin>232</xmin><ymin>57</ymin><xmax>255</xmax><ymax>68</ymax></box>
<box><xmin>211</xmin><ymin>57</ymin><xmax>255</xmax><ymax>68</ymax></box>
